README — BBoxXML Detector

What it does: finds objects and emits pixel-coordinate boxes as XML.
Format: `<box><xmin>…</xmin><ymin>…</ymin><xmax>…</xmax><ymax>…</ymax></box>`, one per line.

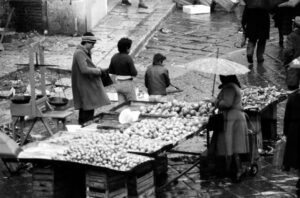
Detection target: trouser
<box><xmin>247</xmin><ymin>38</ymin><xmax>266</xmax><ymax>62</ymax></box>
<box><xmin>78</xmin><ymin>109</ymin><xmax>94</xmax><ymax>126</ymax></box>
<box><xmin>114</xmin><ymin>80</ymin><xmax>136</xmax><ymax>104</ymax></box>
<box><xmin>148</xmin><ymin>95</ymin><xmax>167</xmax><ymax>102</ymax></box>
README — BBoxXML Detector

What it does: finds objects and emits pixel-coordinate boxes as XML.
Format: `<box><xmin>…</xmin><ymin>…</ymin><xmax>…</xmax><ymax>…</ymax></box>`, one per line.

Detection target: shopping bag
<box><xmin>100</xmin><ymin>69</ymin><xmax>113</xmax><ymax>87</ymax></box>
<box><xmin>207</xmin><ymin>113</ymin><xmax>224</xmax><ymax>133</ymax></box>
<box><xmin>234</xmin><ymin>30</ymin><xmax>246</xmax><ymax>48</ymax></box>
<box><xmin>272</xmin><ymin>137</ymin><xmax>286</xmax><ymax>169</ymax></box>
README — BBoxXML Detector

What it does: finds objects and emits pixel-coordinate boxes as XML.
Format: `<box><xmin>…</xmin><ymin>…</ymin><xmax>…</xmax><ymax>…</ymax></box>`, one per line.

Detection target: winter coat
<box><xmin>272</xmin><ymin>7</ymin><xmax>294</xmax><ymax>36</ymax></box>
<box><xmin>215</xmin><ymin>83</ymin><xmax>249</xmax><ymax>156</ymax></box>
<box><xmin>145</xmin><ymin>64</ymin><xmax>170</xmax><ymax>95</ymax></box>
<box><xmin>283</xmin><ymin>90</ymin><xmax>300</xmax><ymax>170</ymax></box>
<box><xmin>242</xmin><ymin>7</ymin><xmax>270</xmax><ymax>40</ymax></box>
<box><xmin>71</xmin><ymin>45</ymin><xmax>110</xmax><ymax>110</ymax></box>
<box><xmin>283</xmin><ymin>28</ymin><xmax>300</xmax><ymax>65</ymax></box>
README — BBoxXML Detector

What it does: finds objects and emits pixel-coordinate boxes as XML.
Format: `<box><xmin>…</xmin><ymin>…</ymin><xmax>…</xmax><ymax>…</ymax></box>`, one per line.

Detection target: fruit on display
<box><xmin>139</xmin><ymin>100</ymin><xmax>214</xmax><ymax>118</ymax></box>
<box><xmin>123</xmin><ymin>117</ymin><xmax>208</xmax><ymax>144</ymax></box>
<box><xmin>241</xmin><ymin>86</ymin><xmax>287</xmax><ymax>109</ymax></box>
<box><xmin>46</xmin><ymin>132</ymin><xmax>164</xmax><ymax>171</ymax></box>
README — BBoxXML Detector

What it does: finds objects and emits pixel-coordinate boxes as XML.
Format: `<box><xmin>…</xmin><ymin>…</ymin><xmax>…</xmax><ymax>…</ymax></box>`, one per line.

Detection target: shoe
<box><xmin>122</xmin><ymin>0</ymin><xmax>131</xmax><ymax>6</ymax></box>
<box><xmin>247</xmin><ymin>55</ymin><xmax>253</xmax><ymax>64</ymax></box>
<box><xmin>138</xmin><ymin>3</ymin><xmax>148</xmax><ymax>8</ymax></box>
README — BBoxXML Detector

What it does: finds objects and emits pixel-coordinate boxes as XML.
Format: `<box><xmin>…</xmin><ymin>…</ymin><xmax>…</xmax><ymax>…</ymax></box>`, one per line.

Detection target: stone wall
<box><xmin>46</xmin><ymin>0</ymin><xmax>86</xmax><ymax>35</ymax></box>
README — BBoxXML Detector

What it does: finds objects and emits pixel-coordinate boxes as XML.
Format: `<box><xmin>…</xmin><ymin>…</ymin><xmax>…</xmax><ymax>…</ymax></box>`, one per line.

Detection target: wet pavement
<box><xmin>0</xmin><ymin>0</ymin><xmax>300</xmax><ymax>197</ymax></box>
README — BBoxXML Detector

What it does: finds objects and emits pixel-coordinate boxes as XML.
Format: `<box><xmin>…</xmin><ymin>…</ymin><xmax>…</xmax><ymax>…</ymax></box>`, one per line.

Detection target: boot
<box><xmin>122</xmin><ymin>0</ymin><xmax>131</xmax><ymax>6</ymax></box>
<box><xmin>232</xmin><ymin>154</ymin><xmax>245</xmax><ymax>183</ymax></box>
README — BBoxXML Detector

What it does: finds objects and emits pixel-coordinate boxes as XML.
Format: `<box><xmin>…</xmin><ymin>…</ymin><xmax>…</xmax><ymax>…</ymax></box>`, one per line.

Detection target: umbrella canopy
<box><xmin>278</xmin><ymin>0</ymin><xmax>300</xmax><ymax>7</ymax></box>
<box><xmin>184</xmin><ymin>57</ymin><xmax>250</xmax><ymax>76</ymax></box>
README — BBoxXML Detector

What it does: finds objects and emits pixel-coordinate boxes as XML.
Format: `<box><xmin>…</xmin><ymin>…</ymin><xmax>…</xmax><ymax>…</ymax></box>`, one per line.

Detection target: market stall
<box><xmin>241</xmin><ymin>86</ymin><xmax>288</xmax><ymax>149</ymax></box>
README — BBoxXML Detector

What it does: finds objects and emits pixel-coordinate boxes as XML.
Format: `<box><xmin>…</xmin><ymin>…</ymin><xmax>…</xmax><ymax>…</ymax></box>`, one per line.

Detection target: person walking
<box><xmin>145</xmin><ymin>53</ymin><xmax>170</xmax><ymax>102</ymax></box>
<box><xmin>214</xmin><ymin>75</ymin><xmax>249</xmax><ymax>182</ymax></box>
<box><xmin>283</xmin><ymin>89</ymin><xmax>300</xmax><ymax>190</ymax></box>
<box><xmin>283</xmin><ymin>16</ymin><xmax>300</xmax><ymax>90</ymax></box>
<box><xmin>242</xmin><ymin>6</ymin><xmax>270</xmax><ymax>64</ymax></box>
<box><xmin>108</xmin><ymin>37</ymin><xmax>138</xmax><ymax>103</ymax></box>
<box><xmin>272</xmin><ymin>7</ymin><xmax>295</xmax><ymax>48</ymax></box>
<box><xmin>121</xmin><ymin>0</ymin><xmax>148</xmax><ymax>9</ymax></box>
<box><xmin>71</xmin><ymin>32</ymin><xmax>110</xmax><ymax>125</ymax></box>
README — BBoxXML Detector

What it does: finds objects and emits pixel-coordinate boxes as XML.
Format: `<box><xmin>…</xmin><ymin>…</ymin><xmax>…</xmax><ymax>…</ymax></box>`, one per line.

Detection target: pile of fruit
<box><xmin>241</xmin><ymin>86</ymin><xmax>287</xmax><ymax>109</ymax></box>
<box><xmin>123</xmin><ymin>117</ymin><xmax>207</xmax><ymax>144</ymax></box>
<box><xmin>47</xmin><ymin>132</ymin><xmax>153</xmax><ymax>171</ymax></box>
<box><xmin>139</xmin><ymin>100</ymin><xmax>214</xmax><ymax>118</ymax></box>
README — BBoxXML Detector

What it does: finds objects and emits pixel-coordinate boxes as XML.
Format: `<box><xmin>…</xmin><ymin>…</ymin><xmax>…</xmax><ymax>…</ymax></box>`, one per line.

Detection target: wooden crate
<box><xmin>32</xmin><ymin>164</ymin><xmax>85</xmax><ymax>198</ymax></box>
<box><xmin>127</xmin><ymin>162</ymin><xmax>155</xmax><ymax>197</ymax></box>
<box><xmin>32</xmin><ymin>166</ymin><xmax>65</xmax><ymax>198</ymax></box>
<box><xmin>86</xmin><ymin>169</ymin><xmax>128</xmax><ymax>198</ymax></box>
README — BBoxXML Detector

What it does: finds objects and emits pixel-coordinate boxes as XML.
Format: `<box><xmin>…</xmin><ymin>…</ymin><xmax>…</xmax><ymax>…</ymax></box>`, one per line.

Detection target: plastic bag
<box><xmin>272</xmin><ymin>137</ymin><xmax>286</xmax><ymax>169</ymax></box>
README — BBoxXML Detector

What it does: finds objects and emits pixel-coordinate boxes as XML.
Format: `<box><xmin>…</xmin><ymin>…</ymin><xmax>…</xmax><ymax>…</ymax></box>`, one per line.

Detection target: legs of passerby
<box><xmin>246</xmin><ymin>39</ymin><xmax>256</xmax><ymax>64</ymax></box>
<box><xmin>121</xmin><ymin>0</ymin><xmax>131</xmax><ymax>6</ymax></box>
<box><xmin>78</xmin><ymin>109</ymin><xmax>94</xmax><ymax>126</ymax></box>
<box><xmin>256</xmin><ymin>39</ymin><xmax>266</xmax><ymax>63</ymax></box>
<box><xmin>138</xmin><ymin>0</ymin><xmax>148</xmax><ymax>8</ymax></box>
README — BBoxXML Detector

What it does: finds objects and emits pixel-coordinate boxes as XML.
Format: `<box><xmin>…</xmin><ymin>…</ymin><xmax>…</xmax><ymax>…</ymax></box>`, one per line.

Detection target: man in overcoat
<box><xmin>283</xmin><ymin>89</ymin><xmax>300</xmax><ymax>190</ymax></box>
<box><xmin>71</xmin><ymin>32</ymin><xmax>110</xmax><ymax>125</ymax></box>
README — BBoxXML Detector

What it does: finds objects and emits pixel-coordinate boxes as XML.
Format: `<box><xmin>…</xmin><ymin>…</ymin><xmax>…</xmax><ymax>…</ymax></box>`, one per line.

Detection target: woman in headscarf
<box><xmin>214</xmin><ymin>75</ymin><xmax>249</xmax><ymax>182</ymax></box>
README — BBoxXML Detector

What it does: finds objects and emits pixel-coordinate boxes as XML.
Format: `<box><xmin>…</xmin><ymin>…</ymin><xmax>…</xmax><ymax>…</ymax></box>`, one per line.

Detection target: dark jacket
<box><xmin>108</xmin><ymin>53</ymin><xmax>137</xmax><ymax>76</ymax></box>
<box><xmin>272</xmin><ymin>7</ymin><xmax>294</xmax><ymax>36</ymax></box>
<box><xmin>283</xmin><ymin>90</ymin><xmax>300</xmax><ymax>170</ymax></box>
<box><xmin>145</xmin><ymin>65</ymin><xmax>170</xmax><ymax>95</ymax></box>
<box><xmin>71</xmin><ymin>45</ymin><xmax>110</xmax><ymax>110</ymax></box>
<box><xmin>283</xmin><ymin>28</ymin><xmax>300</xmax><ymax>65</ymax></box>
<box><xmin>242</xmin><ymin>7</ymin><xmax>270</xmax><ymax>40</ymax></box>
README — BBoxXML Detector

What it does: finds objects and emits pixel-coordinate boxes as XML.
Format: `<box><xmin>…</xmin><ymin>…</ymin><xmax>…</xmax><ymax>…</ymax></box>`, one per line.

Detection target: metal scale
<box><xmin>10</xmin><ymin>41</ymin><xmax>73</xmax><ymax>145</ymax></box>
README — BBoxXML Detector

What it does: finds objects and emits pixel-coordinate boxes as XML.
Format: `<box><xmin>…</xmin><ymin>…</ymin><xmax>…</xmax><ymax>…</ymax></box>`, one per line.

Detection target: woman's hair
<box><xmin>117</xmin><ymin>37</ymin><xmax>132</xmax><ymax>53</ymax></box>
<box><xmin>219</xmin><ymin>75</ymin><xmax>241</xmax><ymax>88</ymax></box>
<box><xmin>81</xmin><ymin>32</ymin><xmax>95</xmax><ymax>45</ymax></box>
<box><xmin>153</xmin><ymin>53</ymin><xmax>166</xmax><ymax>65</ymax></box>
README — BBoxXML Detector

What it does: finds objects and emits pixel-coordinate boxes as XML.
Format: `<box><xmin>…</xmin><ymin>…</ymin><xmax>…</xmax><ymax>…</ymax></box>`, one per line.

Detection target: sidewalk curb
<box><xmin>130</xmin><ymin>2</ymin><xmax>176</xmax><ymax>57</ymax></box>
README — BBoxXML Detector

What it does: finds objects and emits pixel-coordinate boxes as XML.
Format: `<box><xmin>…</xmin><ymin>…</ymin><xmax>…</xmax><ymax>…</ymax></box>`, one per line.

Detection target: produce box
<box><xmin>86</xmin><ymin>169</ymin><xmax>128</xmax><ymax>198</ymax></box>
<box><xmin>32</xmin><ymin>163</ymin><xmax>85</xmax><ymax>198</ymax></box>
<box><xmin>127</xmin><ymin>162</ymin><xmax>155</xmax><ymax>198</ymax></box>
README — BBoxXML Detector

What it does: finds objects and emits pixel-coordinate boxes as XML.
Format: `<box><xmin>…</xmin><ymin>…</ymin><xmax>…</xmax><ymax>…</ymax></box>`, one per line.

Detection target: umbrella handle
<box><xmin>212</xmin><ymin>74</ymin><xmax>216</xmax><ymax>96</ymax></box>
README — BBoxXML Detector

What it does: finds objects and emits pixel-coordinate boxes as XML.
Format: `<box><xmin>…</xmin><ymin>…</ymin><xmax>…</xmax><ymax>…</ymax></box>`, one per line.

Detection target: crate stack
<box><xmin>86</xmin><ymin>169</ymin><xmax>128</xmax><ymax>198</ymax></box>
<box><xmin>32</xmin><ymin>165</ymin><xmax>68</xmax><ymax>198</ymax></box>
<box><xmin>127</xmin><ymin>162</ymin><xmax>155</xmax><ymax>198</ymax></box>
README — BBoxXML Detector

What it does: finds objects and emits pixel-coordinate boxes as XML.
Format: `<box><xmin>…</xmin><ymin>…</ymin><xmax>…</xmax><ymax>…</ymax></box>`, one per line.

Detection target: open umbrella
<box><xmin>181</xmin><ymin>52</ymin><xmax>250</xmax><ymax>96</ymax></box>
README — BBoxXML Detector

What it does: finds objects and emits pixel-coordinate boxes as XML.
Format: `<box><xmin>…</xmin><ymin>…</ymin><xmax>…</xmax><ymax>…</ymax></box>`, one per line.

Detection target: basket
<box><xmin>48</xmin><ymin>97</ymin><xmax>69</xmax><ymax>107</ymax></box>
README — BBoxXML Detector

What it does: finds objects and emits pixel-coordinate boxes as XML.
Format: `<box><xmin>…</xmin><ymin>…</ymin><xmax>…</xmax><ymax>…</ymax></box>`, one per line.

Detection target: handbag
<box><xmin>100</xmin><ymin>69</ymin><xmax>113</xmax><ymax>87</ymax></box>
<box><xmin>207</xmin><ymin>113</ymin><xmax>224</xmax><ymax>133</ymax></box>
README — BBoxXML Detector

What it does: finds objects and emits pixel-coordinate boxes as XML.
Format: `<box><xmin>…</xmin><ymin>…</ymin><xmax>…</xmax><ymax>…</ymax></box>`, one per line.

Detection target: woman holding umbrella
<box><xmin>214</xmin><ymin>75</ymin><xmax>249</xmax><ymax>182</ymax></box>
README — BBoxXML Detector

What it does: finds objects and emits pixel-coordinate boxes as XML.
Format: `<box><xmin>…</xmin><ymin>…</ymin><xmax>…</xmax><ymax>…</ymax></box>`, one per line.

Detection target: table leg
<box><xmin>20</xmin><ymin>118</ymin><xmax>37</xmax><ymax>146</ymax></box>
<box><xmin>11</xmin><ymin>117</ymin><xmax>19</xmax><ymax>141</ymax></box>
<box><xmin>40</xmin><ymin>118</ymin><xmax>53</xmax><ymax>136</ymax></box>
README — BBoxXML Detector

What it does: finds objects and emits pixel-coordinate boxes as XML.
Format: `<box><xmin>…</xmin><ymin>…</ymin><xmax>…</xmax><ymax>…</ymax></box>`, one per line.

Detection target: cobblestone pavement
<box><xmin>0</xmin><ymin>1</ymin><xmax>300</xmax><ymax>197</ymax></box>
